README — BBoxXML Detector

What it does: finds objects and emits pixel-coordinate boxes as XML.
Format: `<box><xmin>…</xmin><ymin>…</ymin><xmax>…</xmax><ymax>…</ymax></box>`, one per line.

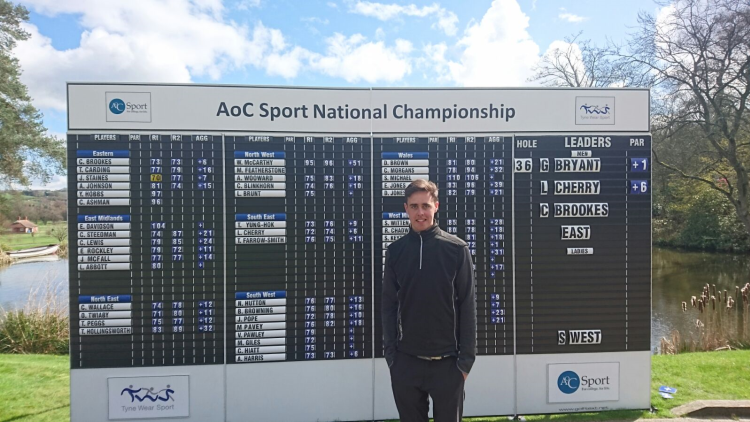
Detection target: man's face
<box><xmin>404</xmin><ymin>191</ymin><xmax>439</xmax><ymax>233</ymax></box>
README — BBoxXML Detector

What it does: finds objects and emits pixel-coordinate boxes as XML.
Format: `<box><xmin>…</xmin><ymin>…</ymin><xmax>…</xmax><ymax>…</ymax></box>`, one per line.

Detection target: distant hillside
<box><xmin>0</xmin><ymin>190</ymin><xmax>67</xmax><ymax>225</ymax></box>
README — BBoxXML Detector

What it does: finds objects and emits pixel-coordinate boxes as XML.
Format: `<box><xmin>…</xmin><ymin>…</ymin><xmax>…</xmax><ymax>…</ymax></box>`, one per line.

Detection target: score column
<box><xmin>481</xmin><ymin>136</ymin><xmax>514</xmax><ymax>355</ymax></box>
<box><xmin>288</xmin><ymin>135</ymin><xmax>372</xmax><ymax>361</ymax></box>
<box><xmin>132</xmin><ymin>134</ymin><xmax>225</xmax><ymax>366</ymax></box>
<box><xmin>189</xmin><ymin>134</ymin><xmax>224</xmax><ymax>364</ymax></box>
<box><xmin>434</xmin><ymin>135</ymin><xmax>515</xmax><ymax>356</ymax></box>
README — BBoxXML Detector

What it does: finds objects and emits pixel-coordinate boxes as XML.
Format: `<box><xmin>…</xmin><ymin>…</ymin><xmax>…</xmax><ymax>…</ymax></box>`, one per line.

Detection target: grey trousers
<box><xmin>389</xmin><ymin>351</ymin><xmax>466</xmax><ymax>422</ymax></box>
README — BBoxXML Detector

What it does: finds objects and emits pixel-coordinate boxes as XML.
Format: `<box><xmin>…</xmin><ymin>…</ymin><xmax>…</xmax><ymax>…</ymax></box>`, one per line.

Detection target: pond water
<box><xmin>0</xmin><ymin>257</ymin><xmax>68</xmax><ymax>311</ymax></box>
<box><xmin>652</xmin><ymin>247</ymin><xmax>750</xmax><ymax>349</ymax></box>
<box><xmin>0</xmin><ymin>248</ymin><xmax>747</xmax><ymax>350</ymax></box>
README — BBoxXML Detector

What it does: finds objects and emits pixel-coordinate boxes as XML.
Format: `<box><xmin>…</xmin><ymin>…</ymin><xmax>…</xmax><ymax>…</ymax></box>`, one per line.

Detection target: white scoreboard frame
<box><xmin>68</xmin><ymin>83</ymin><xmax>651</xmax><ymax>422</ymax></box>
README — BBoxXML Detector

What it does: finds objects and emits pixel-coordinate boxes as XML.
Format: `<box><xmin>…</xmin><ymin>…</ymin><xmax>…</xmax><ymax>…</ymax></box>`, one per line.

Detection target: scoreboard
<box><xmin>68</xmin><ymin>84</ymin><xmax>651</xmax><ymax>422</ymax></box>
<box><xmin>226</xmin><ymin>135</ymin><xmax>374</xmax><ymax>363</ymax></box>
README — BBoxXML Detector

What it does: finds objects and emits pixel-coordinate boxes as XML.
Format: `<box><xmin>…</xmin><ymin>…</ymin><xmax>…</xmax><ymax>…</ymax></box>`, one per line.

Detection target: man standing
<box><xmin>382</xmin><ymin>179</ymin><xmax>477</xmax><ymax>422</ymax></box>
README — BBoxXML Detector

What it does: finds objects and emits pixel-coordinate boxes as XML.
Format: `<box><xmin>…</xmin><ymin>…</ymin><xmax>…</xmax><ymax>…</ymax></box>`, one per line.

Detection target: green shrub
<box><xmin>0</xmin><ymin>310</ymin><xmax>69</xmax><ymax>354</ymax></box>
<box><xmin>654</xmin><ymin>179</ymin><xmax>750</xmax><ymax>252</ymax></box>
<box><xmin>677</xmin><ymin>188</ymin><xmax>749</xmax><ymax>251</ymax></box>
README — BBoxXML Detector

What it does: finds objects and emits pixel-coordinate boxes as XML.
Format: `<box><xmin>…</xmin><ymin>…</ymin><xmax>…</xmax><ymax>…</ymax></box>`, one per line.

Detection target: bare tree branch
<box><xmin>653</xmin><ymin>148</ymin><xmax>733</xmax><ymax>199</ymax></box>
<box><xmin>637</xmin><ymin>0</ymin><xmax>750</xmax><ymax>234</ymax></box>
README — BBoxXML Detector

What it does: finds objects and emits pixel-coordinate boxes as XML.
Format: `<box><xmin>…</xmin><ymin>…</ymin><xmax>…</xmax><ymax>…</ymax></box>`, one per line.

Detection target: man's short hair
<box><xmin>404</xmin><ymin>179</ymin><xmax>439</xmax><ymax>203</ymax></box>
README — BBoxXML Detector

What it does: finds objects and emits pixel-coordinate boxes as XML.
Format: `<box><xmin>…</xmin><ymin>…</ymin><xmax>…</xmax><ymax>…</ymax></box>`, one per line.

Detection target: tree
<box><xmin>0</xmin><ymin>0</ymin><xmax>65</xmax><ymax>187</ymax></box>
<box><xmin>50</xmin><ymin>225</ymin><xmax>67</xmax><ymax>244</ymax></box>
<box><xmin>528</xmin><ymin>32</ymin><xmax>654</xmax><ymax>88</ymax></box>
<box><xmin>530</xmin><ymin>0</ymin><xmax>750</xmax><ymax>240</ymax></box>
<box><xmin>624</xmin><ymin>0</ymin><xmax>750</xmax><ymax>236</ymax></box>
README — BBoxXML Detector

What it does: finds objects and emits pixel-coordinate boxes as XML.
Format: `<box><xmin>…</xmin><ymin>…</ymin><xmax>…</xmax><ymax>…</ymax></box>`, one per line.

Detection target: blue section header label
<box><xmin>79</xmin><ymin>295</ymin><xmax>131</xmax><ymax>303</ymax></box>
<box><xmin>77</xmin><ymin>215</ymin><xmax>130</xmax><ymax>223</ymax></box>
<box><xmin>235</xmin><ymin>151</ymin><xmax>285</xmax><ymax>159</ymax></box>
<box><xmin>382</xmin><ymin>152</ymin><xmax>429</xmax><ymax>159</ymax></box>
<box><xmin>383</xmin><ymin>212</ymin><xmax>409</xmax><ymax>219</ymax></box>
<box><xmin>76</xmin><ymin>150</ymin><xmax>130</xmax><ymax>158</ymax></box>
<box><xmin>236</xmin><ymin>213</ymin><xmax>286</xmax><ymax>221</ymax></box>
<box><xmin>236</xmin><ymin>291</ymin><xmax>287</xmax><ymax>299</ymax></box>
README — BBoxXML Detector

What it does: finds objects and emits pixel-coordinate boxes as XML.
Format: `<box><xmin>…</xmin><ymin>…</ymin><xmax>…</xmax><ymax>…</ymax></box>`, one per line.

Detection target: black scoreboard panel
<box><xmin>513</xmin><ymin>135</ymin><xmax>652</xmax><ymax>354</ymax></box>
<box><xmin>68</xmin><ymin>132</ymin><xmax>650</xmax><ymax>369</ymax></box>
<box><xmin>226</xmin><ymin>135</ymin><xmax>373</xmax><ymax>363</ymax></box>
<box><xmin>68</xmin><ymin>134</ymin><xmax>225</xmax><ymax>368</ymax></box>
<box><xmin>373</xmin><ymin>136</ymin><xmax>515</xmax><ymax>358</ymax></box>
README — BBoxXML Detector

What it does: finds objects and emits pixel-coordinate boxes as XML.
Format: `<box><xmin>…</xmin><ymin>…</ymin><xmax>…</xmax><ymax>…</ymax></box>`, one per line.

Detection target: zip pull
<box><xmin>419</xmin><ymin>233</ymin><xmax>423</xmax><ymax>269</ymax></box>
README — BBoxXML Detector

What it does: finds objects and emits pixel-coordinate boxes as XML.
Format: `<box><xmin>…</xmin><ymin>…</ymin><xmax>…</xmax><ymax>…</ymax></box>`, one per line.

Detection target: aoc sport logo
<box><xmin>109</xmin><ymin>98</ymin><xmax>126</xmax><ymax>114</ymax></box>
<box><xmin>557</xmin><ymin>371</ymin><xmax>580</xmax><ymax>394</ymax></box>
<box><xmin>105</xmin><ymin>92</ymin><xmax>152</xmax><ymax>123</ymax></box>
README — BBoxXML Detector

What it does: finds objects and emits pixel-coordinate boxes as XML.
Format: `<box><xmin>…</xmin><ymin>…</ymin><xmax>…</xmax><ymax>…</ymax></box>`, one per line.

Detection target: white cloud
<box><xmin>15</xmin><ymin>0</ymin><xmax>422</xmax><ymax>109</ymax></box>
<box><xmin>265</xmin><ymin>47</ymin><xmax>314</xmax><ymax>79</ymax></box>
<box><xmin>301</xmin><ymin>16</ymin><xmax>329</xmax><ymax>25</ymax></box>
<box><xmin>14</xmin><ymin>0</ymin><xmax>542</xmax><ymax>111</ymax></box>
<box><xmin>309</xmin><ymin>33</ymin><xmax>412</xmax><ymax>83</ymax></box>
<box><xmin>544</xmin><ymin>39</ymin><xmax>584</xmax><ymax>64</ymax></box>
<box><xmin>327</xmin><ymin>1</ymin><xmax>338</xmax><ymax>8</ymax></box>
<box><xmin>653</xmin><ymin>3</ymin><xmax>696</xmax><ymax>71</ymax></box>
<box><xmin>15</xmin><ymin>0</ymin><xmax>306</xmax><ymax>110</ymax></box>
<box><xmin>349</xmin><ymin>1</ymin><xmax>458</xmax><ymax>36</ymax></box>
<box><xmin>422</xmin><ymin>42</ymin><xmax>451</xmax><ymax>82</ymax></box>
<box><xmin>301</xmin><ymin>17</ymin><xmax>329</xmax><ymax>36</ymax></box>
<box><xmin>27</xmin><ymin>174</ymin><xmax>67</xmax><ymax>190</ymax></box>
<box><xmin>431</xmin><ymin>0</ymin><xmax>540</xmax><ymax>86</ymax></box>
<box><xmin>655</xmin><ymin>3</ymin><xmax>677</xmax><ymax>38</ymax></box>
<box><xmin>433</xmin><ymin>10</ymin><xmax>458</xmax><ymax>36</ymax></box>
<box><xmin>236</xmin><ymin>0</ymin><xmax>261</xmax><ymax>10</ymax></box>
<box><xmin>535</xmin><ymin>39</ymin><xmax>586</xmax><ymax>85</ymax></box>
<box><xmin>558</xmin><ymin>8</ymin><xmax>588</xmax><ymax>23</ymax></box>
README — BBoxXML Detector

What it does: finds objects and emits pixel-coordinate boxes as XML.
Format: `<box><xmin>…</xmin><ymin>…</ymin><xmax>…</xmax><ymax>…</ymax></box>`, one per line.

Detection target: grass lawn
<box><xmin>1</xmin><ymin>351</ymin><xmax>749</xmax><ymax>422</ymax></box>
<box><xmin>469</xmin><ymin>350</ymin><xmax>750</xmax><ymax>421</ymax></box>
<box><xmin>0</xmin><ymin>222</ymin><xmax>66</xmax><ymax>251</ymax></box>
<box><xmin>0</xmin><ymin>354</ymin><xmax>69</xmax><ymax>422</ymax></box>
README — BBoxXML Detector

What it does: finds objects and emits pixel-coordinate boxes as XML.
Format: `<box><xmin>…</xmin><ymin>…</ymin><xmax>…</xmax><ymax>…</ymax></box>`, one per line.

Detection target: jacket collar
<box><xmin>408</xmin><ymin>223</ymin><xmax>440</xmax><ymax>240</ymax></box>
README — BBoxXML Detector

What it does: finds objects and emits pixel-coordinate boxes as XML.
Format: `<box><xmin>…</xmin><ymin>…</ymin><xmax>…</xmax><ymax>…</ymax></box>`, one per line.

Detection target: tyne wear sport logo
<box><xmin>120</xmin><ymin>384</ymin><xmax>176</xmax><ymax>403</ymax></box>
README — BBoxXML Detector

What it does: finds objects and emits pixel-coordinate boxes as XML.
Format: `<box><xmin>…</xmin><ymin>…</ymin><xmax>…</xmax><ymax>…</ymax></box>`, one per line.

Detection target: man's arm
<box><xmin>455</xmin><ymin>245</ymin><xmax>477</xmax><ymax>375</ymax></box>
<box><xmin>381</xmin><ymin>249</ymin><xmax>399</xmax><ymax>367</ymax></box>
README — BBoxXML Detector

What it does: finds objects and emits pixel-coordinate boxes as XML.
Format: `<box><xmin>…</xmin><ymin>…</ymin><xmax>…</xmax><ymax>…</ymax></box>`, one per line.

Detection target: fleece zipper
<box><xmin>419</xmin><ymin>233</ymin><xmax>423</xmax><ymax>269</ymax></box>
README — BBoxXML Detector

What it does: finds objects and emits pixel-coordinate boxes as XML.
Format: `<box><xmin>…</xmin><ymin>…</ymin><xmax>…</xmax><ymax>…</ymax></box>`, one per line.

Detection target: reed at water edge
<box><xmin>0</xmin><ymin>245</ymin><xmax>12</xmax><ymax>266</ymax></box>
<box><xmin>56</xmin><ymin>241</ymin><xmax>68</xmax><ymax>258</ymax></box>
<box><xmin>0</xmin><ymin>276</ymin><xmax>69</xmax><ymax>355</ymax></box>
<box><xmin>660</xmin><ymin>282</ymin><xmax>750</xmax><ymax>354</ymax></box>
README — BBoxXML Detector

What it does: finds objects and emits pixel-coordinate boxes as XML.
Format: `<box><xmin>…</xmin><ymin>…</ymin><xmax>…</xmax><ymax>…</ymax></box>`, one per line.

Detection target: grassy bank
<box><xmin>0</xmin><ymin>354</ymin><xmax>69</xmax><ymax>422</ymax></box>
<box><xmin>648</xmin><ymin>350</ymin><xmax>750</xmax><ymax>416</ymax></box>
<box><xmin>2</xmin><ymin>351</ymin><xmax>749</xmax><ymax>422</ymax></box>
<box><xmin>504</xmin><ymin>350</ymin><xmax>750</xmax><ymax>422</ymax></box>
<box><xmin>0</xmin><ymin>222</ymin><xmax>66</xmax><ymax>251</ymax></box>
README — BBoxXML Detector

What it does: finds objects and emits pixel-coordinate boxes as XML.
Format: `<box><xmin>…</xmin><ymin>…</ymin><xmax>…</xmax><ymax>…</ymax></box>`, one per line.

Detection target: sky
<box><xmin>13</xmin><ymin>0</ymin><xmax>662</xmax><ymax>189</ymax></box>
